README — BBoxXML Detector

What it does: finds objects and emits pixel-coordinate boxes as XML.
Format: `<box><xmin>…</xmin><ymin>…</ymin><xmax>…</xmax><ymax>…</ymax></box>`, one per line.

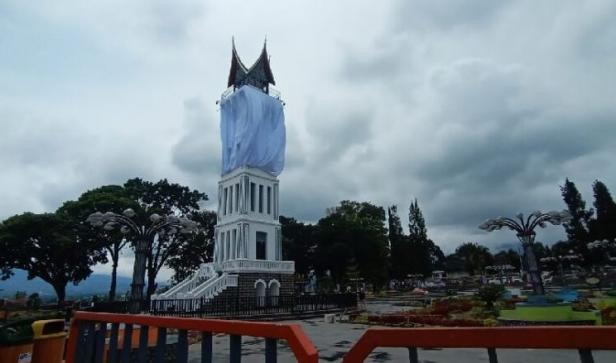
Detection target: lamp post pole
<box><xmin>129</xmin><ymin>234</ymin><xmax>149</xmax><ymax>313</ymax></box>
<box><xmin>519</xmin><ymin>233</ymin><xmax>543</xmax><ymax>295</ymax></box>
<box><xmin>88</xmin><ymin>209</ymin><xmax>198</xmax><ymax>313</ymax></box>
<box><xmin>479</xmin><ymin>210</ymin><xmax>571</xmax><ymax>295</ymax></box>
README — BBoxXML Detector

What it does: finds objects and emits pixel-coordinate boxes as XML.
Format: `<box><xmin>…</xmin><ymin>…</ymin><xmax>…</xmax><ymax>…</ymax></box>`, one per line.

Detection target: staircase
<box><xmin>152</xmin><ymin>263</ymin><xmax>238</xmax><ymax>301</ymax></box>
<box><xmin>189</xmin><ymin>273</ymin><xmax>238</xmax><ymax>300</ymax></box>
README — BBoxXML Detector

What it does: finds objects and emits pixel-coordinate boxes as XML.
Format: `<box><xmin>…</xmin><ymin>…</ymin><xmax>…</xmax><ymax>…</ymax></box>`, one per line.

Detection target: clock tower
<box><xmin>154</xmin><ymin>41</ymin><xmax>294</xmax><ymax>304</ymax></box>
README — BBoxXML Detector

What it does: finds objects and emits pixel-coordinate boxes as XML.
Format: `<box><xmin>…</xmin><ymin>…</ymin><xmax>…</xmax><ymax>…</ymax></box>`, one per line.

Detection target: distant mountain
<box><xmin>0</xmin><ymin>270</ymin><xmax>133</xmax><ymax>299</ymax></box>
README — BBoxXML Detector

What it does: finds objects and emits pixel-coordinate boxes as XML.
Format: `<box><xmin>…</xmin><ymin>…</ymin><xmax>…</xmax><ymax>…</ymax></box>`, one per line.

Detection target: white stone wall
<box><xmin>214</xmin><ymin>167</ymin><xmax>282</xmax><ymax>264</ymax></box>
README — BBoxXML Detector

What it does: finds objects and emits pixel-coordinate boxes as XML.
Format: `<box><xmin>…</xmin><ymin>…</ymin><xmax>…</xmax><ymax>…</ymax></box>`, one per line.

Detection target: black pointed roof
<box><xmin>227</xmin><ymin>40</ymin><xmax>276</xmax><ymax>92</ymax></box>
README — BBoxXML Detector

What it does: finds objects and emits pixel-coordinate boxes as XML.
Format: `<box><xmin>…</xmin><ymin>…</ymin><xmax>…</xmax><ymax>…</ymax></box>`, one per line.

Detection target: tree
<box><xmin>123</xmin><ymin>178</ymin><xmax>207</xmax><ymax>300</ymax></box>
<box><xmin>343</xmin><ymin>255</ymin><xmax>361</xmax><ymax>291</ymax></box>
<box><xmin>407</xmin><ymin>199</ymin><xmax>444</xmax><ymax>276</ymax></box>
<box><xmin>408</xmin><ymin>199</ymin><xmax>427</xmax><ymax>241</ymax></box>
<box><xmin>166</xmin><ymin>210</ymin><xmax>217</xmax><ymax>283</ymax></box>
<box><xmin>531</xmin><ymin>241</ymin><xmax>551</xmax><ymax>260</ymax></box>
<box><xmin>589</xmin><ymin>180</ymin><xmax>616</xmax><ymax>242</ymax></box>
<box><xmin>0</xmin><ymin>213</ymin><xmax>107</xmax><ymax>303</ymax></box>
<box><xmin>315</xmin><ymin>201</ymin><xmax>389</xmax><ymax>290</ymax></box>
<box><xmin>388</xmin><ymin>205</ymin><xmax>407</xmax><ymax>279</ymax></box>
<box><xmin>454</xmin><ymin>242</ymin><xmax>494</xmax><ymax>275</ymax></box>
<box><xmin>280</xmin><ymin>216</ymin><xmax>316</xmax><ymax>276</ymax></box>
<box><xmin>444</xmin><ymin>253</ymin><xmax>466</xmax><ymax>273</ymax></box>
<box><xmin>561</xmin><ymin>178</ymin><xmax>593</xmax><ymax>246</ymax></box>
<box><xmin>57</xmin><ymin>185</ymin><xmax>137</xmax><ymax>301</ymax></box>
<box><xmin>27</xmin><ymin>293</ymin><xmax>42</xmax><ymax>310</ymax></box>
<box><xmin>493</xmin><ymin>249</ymin><xmax>521</xmax><ymax>270</ymax></box>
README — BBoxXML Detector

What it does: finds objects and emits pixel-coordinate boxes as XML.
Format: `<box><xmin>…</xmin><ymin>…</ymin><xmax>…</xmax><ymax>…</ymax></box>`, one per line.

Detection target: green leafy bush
<box><xmin>476</xmin><ymin>285</ymin><xmax>506</xmax><ymax>309</ymax></box>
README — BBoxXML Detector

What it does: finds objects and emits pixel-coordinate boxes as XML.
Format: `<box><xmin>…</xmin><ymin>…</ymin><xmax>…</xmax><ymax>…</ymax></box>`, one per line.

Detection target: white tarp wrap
<box><xmin>220</xmin><ymin>85</ymin><xmax>286</xmax><ymax>176</ymax></box>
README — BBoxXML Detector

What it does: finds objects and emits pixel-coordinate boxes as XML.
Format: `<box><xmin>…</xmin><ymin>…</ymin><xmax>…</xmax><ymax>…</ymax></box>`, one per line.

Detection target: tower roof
<box><xmin>227</xmin><ymin>39</ymin><xmax>276</xmax><ymax>91</ymax></box>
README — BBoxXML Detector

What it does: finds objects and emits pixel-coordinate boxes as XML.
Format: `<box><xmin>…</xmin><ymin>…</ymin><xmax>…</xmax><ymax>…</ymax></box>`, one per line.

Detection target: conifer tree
<box><xmin>407</xmin><ymin>199</ymin><xmax>444</xmax><ymax>275</ymax></box>
<box><xmin>408</xmin><ymin>199</ymin><xmax>427</xmax><ymax>241</ymax></box>
<box><xmin>590</xmin><ymin>180</ymin><xmax>616</xmax><ymax>241</ymax></box>
<box><xmin>560</xmin><ymin>178</ymin><xmax>593</xmax><ymax>244</ymax></box>
<box><xmin>388</xmin><ymin>205</ymin><xmax>407</xmax><ymax>279</ymax></box>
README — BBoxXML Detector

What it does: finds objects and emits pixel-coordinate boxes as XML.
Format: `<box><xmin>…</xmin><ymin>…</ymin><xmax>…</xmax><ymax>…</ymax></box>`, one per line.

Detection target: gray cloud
<box><xmin>171</xmin><ymin>98</ymin><xmax>220</xmax><ymax>175</ymax></box>
<box><xmin>145</xmin><ymin>1</ymin><xmax>204</xmax><ymax>45</ymax></box>
<box><xmin>392</xmin><ymin>0</ymin><xmax>511</xmax><ymax>31</ymax></box>
<box><xmin>2</xmin><ymin>0</ymin><xmax>616</xmax><ymax>264</ymax></box>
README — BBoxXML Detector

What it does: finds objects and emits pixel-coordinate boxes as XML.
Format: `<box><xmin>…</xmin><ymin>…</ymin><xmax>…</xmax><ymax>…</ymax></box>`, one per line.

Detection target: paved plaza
<box><xmin>187</xmin><ymin>299</ymin><xmax>616</xmax><ymax>362</ymax></box>
<box><xmin>188</xmin><ymin>317</ymin><xmax>616</xmax><ymax>362</ymax></box>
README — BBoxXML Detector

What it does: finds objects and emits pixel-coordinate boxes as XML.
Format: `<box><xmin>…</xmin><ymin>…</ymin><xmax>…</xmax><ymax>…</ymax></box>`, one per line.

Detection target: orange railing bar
<box><xmin>66</xmin><ymin>311</ymin><xmax>318</xmax><ymax>363</ymax></box>
<box><xmin>343</xmin><ymin>326</ymin><xmax>616</xmax><ymax>363</ymax></box>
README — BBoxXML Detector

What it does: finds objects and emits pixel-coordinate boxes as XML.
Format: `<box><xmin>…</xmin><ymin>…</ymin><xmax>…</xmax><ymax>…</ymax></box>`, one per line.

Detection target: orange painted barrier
<box><xmin>65</xmin><ymin>311</ymin><xmax>318</xmax><ymax>363</ymax></box>
<box><xmin>343</xmin><ymin>326</ymin><xmax>616</xmax><ymax>363</ymax></box>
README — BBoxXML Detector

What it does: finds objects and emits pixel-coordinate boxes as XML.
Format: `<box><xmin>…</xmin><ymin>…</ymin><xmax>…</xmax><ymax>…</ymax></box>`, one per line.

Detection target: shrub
<box><xmin>483</xmin><ymin>318</ymin><xmax>498</xmax><ymax>327</ymax></box>
<box><xmin>476</xmin><ymin>285</ymin><xmax>506</xmax><ymax>309</ymax></box>
<box><xmin>601</xmin><ymin>307</ymin><xmax>616</xmax><ymax>325</ymax></box>
<box><xmin>26</xmin><ymin>293</ymin><xmax>42</xmax><ymax>310</ymax></box>
<box><xmin>571</xmin><ymin>299</ymin><xmax>594</xmax><ymax>312</ymax></box>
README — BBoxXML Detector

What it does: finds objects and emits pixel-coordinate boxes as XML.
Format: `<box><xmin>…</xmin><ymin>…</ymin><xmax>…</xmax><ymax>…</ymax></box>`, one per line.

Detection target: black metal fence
<box><xmin>89</xmin><ymin>294</ymin><xmax>356</xmax><ymax>318</ymax></box>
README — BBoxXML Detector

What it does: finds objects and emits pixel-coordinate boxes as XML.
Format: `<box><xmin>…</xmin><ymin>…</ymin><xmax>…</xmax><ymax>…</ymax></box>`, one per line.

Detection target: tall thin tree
<box><xmin>560</xmin><ymin>178</ymin><xmax>593</xmax><ymax>245</ymax></box>
<box><xmin>590</xmin><ymin>180</ymin><xmax>616</xmax><ymax>242</ymax></box>
<box><xmin>388</xmin><ymin>205</ymin><xmax>406</xmax><ymax>279</ymax></box>
<box><xmin>408</xmin><ymin>199</ymin><xmax>427</xmax><ymax>241</ymax></box>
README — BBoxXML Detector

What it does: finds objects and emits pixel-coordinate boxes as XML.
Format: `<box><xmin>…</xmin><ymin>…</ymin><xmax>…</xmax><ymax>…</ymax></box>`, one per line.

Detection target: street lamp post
<box><xmin>479</xmin><ymin>210</ymin><xmax>571</xmax><ymax>295</ymax></box>
<box><xmin>87</xmin><ymin>209</ymin><xmax>198</xmax><ymax>313</ymax></box>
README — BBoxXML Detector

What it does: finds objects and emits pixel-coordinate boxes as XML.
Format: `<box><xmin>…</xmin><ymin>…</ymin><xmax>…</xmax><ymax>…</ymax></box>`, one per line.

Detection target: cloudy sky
<box><xmin>2</xmin><ymin>1</ymin><xmax>616</xmax><ymax>278</ymax></box>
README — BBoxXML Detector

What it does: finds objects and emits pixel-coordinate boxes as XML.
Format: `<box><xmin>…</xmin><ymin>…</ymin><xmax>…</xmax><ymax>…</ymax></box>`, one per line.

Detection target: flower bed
<box><xmin>429</xmin><ymin>298</ymin><xmax>474</xmax><ymax>315</ymax></box>
<box><xmin>359</xmin><ymin>297</ymin><xmax>488</xmax><ymax>327</ymax></box>
<box><xmin>601</xmin><ymin>306</ymin><xmax>616</xmax><ymax>325</ymax></box>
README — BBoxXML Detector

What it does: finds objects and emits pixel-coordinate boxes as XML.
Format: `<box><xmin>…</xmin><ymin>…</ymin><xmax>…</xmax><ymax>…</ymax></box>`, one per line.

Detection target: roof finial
<box><xmin>227</xmin><ymin>37</ymin><xmax>275</xmax><ymax>89</ymax></box>
<box><xmin>261</xmin><ymin>36</ymin><xmax>268</xmax><ymax>56</ymax></box>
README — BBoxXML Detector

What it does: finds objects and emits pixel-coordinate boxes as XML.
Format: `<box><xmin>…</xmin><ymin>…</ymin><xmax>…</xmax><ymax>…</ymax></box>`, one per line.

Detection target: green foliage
<box><xmin>123</xmin><ymin>178</ymin><xmax>207</xmax><ymax>299</ymax></box>
<box><xmin>344</xmin><ymin>256</ymin><xmax>361</xmax><ymax>283</ymax></box>
<box><xmin>387</xmin><ymin>205</ymin><xmax>406</xmax><ymax>279</ymax></box>
<box><xmin>408</xmin><ymin>199</ymin><xmax>427</xmax><ymax>241</ymax></box>
<box><xmin>589</xmin><ymin>180</ymin><xmax>616</xmax><ymax>242</ymax></box>
<box><xmin>280</xmin><ymin>216</ymin><xmax>316</xmax><ymax>276</ymax></box>
<box><xmin>315</xmin><ymin>201</ymin><xmax>389</xmax><ymax>289</ymax></box>
<box><xmin>56</xmin><ymin>185</ymin><xmax>136</xmax><ymax>301</ymax></box>
<box><xmin>14</xmin><ymin>291</ymin><xmax>26</xmax><ymax>300</ymax></box>
<box><xmin>531</xmin><ymin>241</ymin><xmax>551</xmax><ymax>260</ymax></box>
<box><xmin>403</xmin><ymin>200</ymin><xmax>445</xmax><ymax>276</ymax></box>
<box><xmin>26</xmin><ymin>293</ymin><xmax>41</xmax><ymax>310</ymax></box>
<box><xmin>453</xmin><ymin>242</ymin><xmax>494</xmax><ymax>275</ymax></box>
<box><xmin>444</xmin><ymin>253</ymin><xmax>465</xmax><ymax>273</ymax></box>
<box><xmin>493</xmin><ymin>249</ymin><xmax>521</xmax><ymax>270</ymax></box>
<box><xmin>166</xmin><ymin>210</ymin><xmax>217</xmax><ymax>284</ymax></box>
<box><xmin>476</xmin><ymin>284</ymin><xmax>506</xmax><ymax>309</ymax></box>
<box><xmin>561</xmin><ymin>178</ymin><xmax>593</xmax><ymax>246</ymax></box>
<box><xmin>0</xmin><ymin>212</ymin><xmax>107</xmax><ymax>303</ymax></box>
<box><xmin>124</xmin><ymin>178</ymin><xmax>206</xmax><ymax>216</ymax></box>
